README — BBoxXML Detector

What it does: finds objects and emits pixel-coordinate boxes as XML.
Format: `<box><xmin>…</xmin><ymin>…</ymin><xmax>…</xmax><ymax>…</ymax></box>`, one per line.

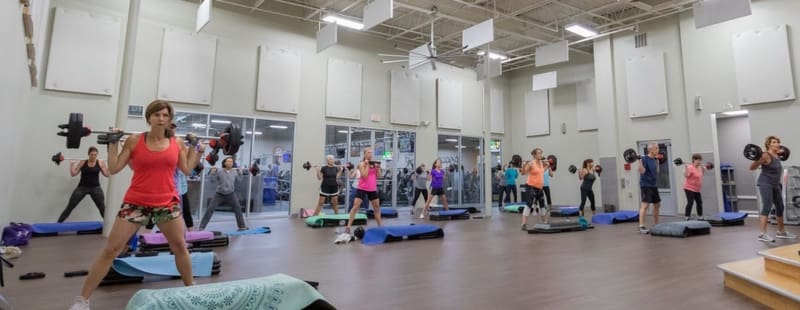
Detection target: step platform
<box><xmin>362</xmin><ymin>224</ymin><xmax>444</xmax><ymax>245</ymax></box>
<box><xmin>718</xmin><ymin>255</ymin><xmax>800</xmax><ymax>309</ymax></box>
<box><xmin>31</xmin><ymin>221</ymin><xmax>103</xmax><ymax>237</ymax></box>
<box><xmin>527</xmin><ymin>221</ymin><xmax>592</xmax><ymax>234</ymax></box>
<box><xmin>703</xmin><ymin>212</ymin><xmax>748</xmax><ymax>226</ymax></box>
<box><xmin>430</xmin><ymin>206</ymin><xmax>479</xmax><ymax>213</ymax></box>
<box><xmin>591</xmin><ymin>210</ymin><xmax>640</xmax><ymax>225</ymax></box>
<box><xmin>365</xmin><ymin>207</ymin><xmax>399</xmax><ymax>218</ymax></box>
<box><xmin>650</xmin><ymin>220</ymin><xmax>711</xmax><ymax>238</ymax></box>
<box><xmin>549</xmin><ymin>205</ymin><xmax>580</xmax><ymax>217</ymax></box>
<box><xmin>429</xmin><ymin>209</ymin><xmax>471</xmax><ymax>221</ymax></box>
<box><xmin>304</xmin><ymin>214</ymin><xmax>367</xmax><ymax>228</ymax></box>
<box><xmin>503</xmin><ymin>203</ymin><xmax>527</xmax><ymax>213</ymax></box>
<box><xmin>139</xmin><ymin>231</ymin><xmax>229</xmax><ymax>251</ymax></box>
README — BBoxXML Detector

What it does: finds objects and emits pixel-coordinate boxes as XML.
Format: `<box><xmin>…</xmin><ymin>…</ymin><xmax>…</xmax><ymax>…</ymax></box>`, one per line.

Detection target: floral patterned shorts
<box><xmin>117</xmin><ymin>203</ymin><xmax>181</xmax><ymax>225</ymax></box>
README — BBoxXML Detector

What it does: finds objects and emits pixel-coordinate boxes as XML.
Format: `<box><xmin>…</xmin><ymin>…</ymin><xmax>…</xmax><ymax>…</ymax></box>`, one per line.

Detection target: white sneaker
<box><xmin>419</xmin><ymin>213</ymin><xmax>425</xmax><ymax>219</ymax></box>
<box><xmin>776</xmin><ymin>231</ymin><xmax>797</xmax><ymax>239</ymax></box>
<box><xmin>68</xmin><ymin>296</ymin><xmax>90</xmax><ymax>310</ymax></box>
<box><xmin>758</xmin><ymin>233</ymin><xmax>775</xmax><ymax>243</ymax></box>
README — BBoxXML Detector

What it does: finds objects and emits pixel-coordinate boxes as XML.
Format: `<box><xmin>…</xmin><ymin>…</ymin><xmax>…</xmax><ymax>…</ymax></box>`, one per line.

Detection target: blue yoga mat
<box><xmin>31</xmin><ymin>221</ymin><xmax>102</xmax><ymax>234</ymax></box>
<box><xmin>592</xmin><ymin>210</ymin><xmax>639</xmax><ymax>225</ymax></box>
<box><xmin>719</xmin><ymin>212</ymin><xmax>747</xmax><ymax>221</ymax></box>
<box><xmin>554</xmin><ymin>206</ymin><xmax>579</xmax><ymax>215</ymax></box>
<box><xmin>436</xmin><ymin>210</ymin><xmax>468</xmax><ymax>216</ymax></box>
<box><xmin>225</xmin><ymin>227</ymin><xmax>271</xmax><ymax>236</ymax></box>
<box><xmin>362</xmin><ymin>225</ymin><xmax>441</xmax><ymax>245</ymax></box>
<box><xmin>366</xmin><ymin>208</ymin><xmax>398</xmax><ymax>216</ymax></box>
<box><xmin>113</xmin><ymin>252</ymin><xmax>215</xmax><ymax>277</ymax></box>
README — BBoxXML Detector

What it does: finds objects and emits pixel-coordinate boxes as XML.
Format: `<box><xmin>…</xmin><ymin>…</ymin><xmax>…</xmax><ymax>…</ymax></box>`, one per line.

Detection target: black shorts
<box><xmin>641</xmin><ymin>187</ymin><xmax>661</xmax><ymax>204</ymax></box>
<box><xmin>431</xmin><ymin>187</ymin><xmax>445</xmax><ymax>196</ymax></box>
<box><xmin>320</xmin><ymin>185</ymin><xmax>339</xmax><ymax>197</ymax></box>
<box><xmin>355</xmin><ymin>189</ymin><xmax>379</xmax><ymax>201</ymax></box>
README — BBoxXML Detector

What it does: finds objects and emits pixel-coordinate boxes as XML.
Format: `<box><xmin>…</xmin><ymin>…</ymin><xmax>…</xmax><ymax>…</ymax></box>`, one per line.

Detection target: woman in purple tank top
<box><xmin>421</xmin><ymin>159</ymin><xmax>449</xmax><ymax>218</ymax></box>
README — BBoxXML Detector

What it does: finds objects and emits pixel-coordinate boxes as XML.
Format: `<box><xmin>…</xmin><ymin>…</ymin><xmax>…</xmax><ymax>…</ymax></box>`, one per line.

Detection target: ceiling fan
<box><xmin>378</xmin><ymin>6</ymin><xmax>472</xmax><ymax>70</ymax></box>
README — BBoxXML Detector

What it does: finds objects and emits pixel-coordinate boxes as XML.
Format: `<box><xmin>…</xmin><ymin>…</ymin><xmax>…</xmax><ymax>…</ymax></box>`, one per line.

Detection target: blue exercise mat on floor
<box><xmin>362</xmin><ymin>225</ymin><xmax>443</xmax><ymax>245</ymax></box>
<box><xmin>591</xmin><ymin>210</ymin><xmax>639</xmax><ymax>225</ymax></box>
<box><xmin>366</xmin><ymin>208</ymin><xmax>399</xmax><ymax>216</ymax></box>
<box><xmin>31</xmin><ymin>221</ymin><xmax>102</xmax><ymax>233</ymax></box>
<box><xmin>112</xmin><ymin>252</ymin><xmax>215</xmax><ymax>277</ymax></box>
<box><xmin>436</xmin><ymin>210</ymin><xmax>468</xmax><ymax>216</ymax></box>
<box><xmin>719</xmin><ymin>212</ymin><xmax>747</xmax><ymax>221</ymax></box>
<box><xmin>126</xmin><ymin>273</ymin><xmax>333</xmax><ymax>310</ymax></box>
<box><xmin>225</xmin><ymin>227</ymin><xmax>271</xmax><ymax>235</ymax></box>
<box><xmin>552</xmin><ymin>206</ymin><xmax>579</xmax><ymax>216</ymax></box>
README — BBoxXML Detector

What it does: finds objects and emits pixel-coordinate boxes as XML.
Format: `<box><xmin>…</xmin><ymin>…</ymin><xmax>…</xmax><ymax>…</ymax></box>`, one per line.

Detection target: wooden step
<box><xmin>758</xmin><ymin>243</ymin><xmax>800</xmax><ymax>279</ymax></box>
<box><xmin>718</xmin><ymin>258</ymin><xmax>800</xmax><ymax>310</ymax></box>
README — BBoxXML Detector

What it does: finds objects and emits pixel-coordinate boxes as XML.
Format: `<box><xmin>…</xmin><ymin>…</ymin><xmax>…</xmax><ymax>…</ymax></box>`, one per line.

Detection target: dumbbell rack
<box><xmin>720</xmin><ymin>164</ymin><xmax>738</xmax><ymax>212</ymax></box>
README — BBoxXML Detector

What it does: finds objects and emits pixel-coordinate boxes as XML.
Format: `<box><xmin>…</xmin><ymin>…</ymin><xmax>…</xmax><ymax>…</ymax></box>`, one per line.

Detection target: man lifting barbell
<box><xmin>69</xmin><ymin>100</ymin><xmax>205</xmax><ymax>310</ymax></box>
<box><xmin>622</xmin><ymin>144</ymin><xmax>662</xmax><ymax>234</ymax></box>
<box><xmin>56</xmin><ymin>112</ymin><xmax>243</xmax><ymax>156</ymax></box>
<box><xmin>748</xmin><ymin>136</ymin><xmax>796</xmax><ymax>242</ymax></box>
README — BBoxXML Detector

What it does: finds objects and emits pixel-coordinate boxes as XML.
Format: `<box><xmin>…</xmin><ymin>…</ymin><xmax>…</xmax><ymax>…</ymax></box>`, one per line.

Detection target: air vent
<box><xmin>635</xmin><ymin>32</ymin><xmax>648</xmax><ymax>48</ymax></box>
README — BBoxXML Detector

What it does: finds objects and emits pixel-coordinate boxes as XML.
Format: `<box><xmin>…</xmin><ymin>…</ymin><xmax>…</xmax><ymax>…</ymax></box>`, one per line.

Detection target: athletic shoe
<box><xmin>520</xmin><ymin>224</ymin><xmax>527</xmax><ymax>231</ymax></box>
<box><xmin>776</xmin><ymin>231</ymin><xmax>797</xmax><ymax>239</ymax></box>
<box><xmin>419</xmin><ymin>213</ymin><xmax>425</xmax><ymax>219</ymax></box>
<box><xmin>758</xmin><ymin>233</ymin><xmax>775</xmax><ymax>242</ymax></box>
<box><xmin>638</xmin><ymin>226</ymin><xmax>649</xmax><ymax>234</ymax></box>
<box><xmin>685</xmin><ymin>217</ymin><xmax>690</xmax><ymax>221</ymax></box>
<box><xmin>68</xmin><ymin>296</ymin><xmax>90</xmax><ymax>310</ymax></box>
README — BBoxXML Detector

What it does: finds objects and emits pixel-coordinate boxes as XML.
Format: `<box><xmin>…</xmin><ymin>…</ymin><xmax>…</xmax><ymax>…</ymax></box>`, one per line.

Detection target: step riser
<box><xmin>764</xmin><ymin>257</ymin><xmax>800</xmax><ymax>280</ymax></box>
<box><xmin>724</xmin><ymin>272</ymin><xmax>800</xmax><ymax>310</ymax></box>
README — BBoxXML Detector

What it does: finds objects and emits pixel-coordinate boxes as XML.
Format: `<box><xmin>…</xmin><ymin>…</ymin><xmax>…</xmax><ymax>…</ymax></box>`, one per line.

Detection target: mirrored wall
<box><xmin>324</xmin><ymin>125</ymin><xmax>416</xmax><ymax>211</ymax></box>
<box><xmin>436</xmin><ymin>135</ymin><xmax>486</xmax><ymax>211</ymax></box>
<box><xmin>174</xmin><ymin>111</ymin><xmax>295</xmax><ymax>224</ymax></box>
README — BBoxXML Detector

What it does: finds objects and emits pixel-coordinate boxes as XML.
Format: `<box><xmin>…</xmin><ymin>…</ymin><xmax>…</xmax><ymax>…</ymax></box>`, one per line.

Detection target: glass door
<box><xmin>252</xmin><ymin>118</ymin><xmax>295</xmax><ymax>217</ymax></box>
<box><xmin>461</xmin><ymin>136</ymin><xmax>484</xmax><ymax>211</ymax></box>
<box><xmin>200</xmin><ymin>115</ymin><xmax>254</xmax><ymax>224</ymax></box>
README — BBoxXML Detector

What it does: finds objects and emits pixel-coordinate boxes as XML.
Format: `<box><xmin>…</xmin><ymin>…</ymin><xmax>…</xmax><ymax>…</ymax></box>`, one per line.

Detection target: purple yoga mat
<box><xmin>140</xmin><ymin>231</ymin><xmax>214</xmax><ymax>245</ymax></box>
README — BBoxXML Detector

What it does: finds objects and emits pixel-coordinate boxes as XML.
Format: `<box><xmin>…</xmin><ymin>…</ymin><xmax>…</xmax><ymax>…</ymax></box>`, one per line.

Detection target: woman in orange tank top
<box><xmin>521</xmin><ymin>148</ymin><xmax>550</xmax><ymax>230</ymax></box>
<box><xmin>70</xmin><ymin>100</ymin><xmax>206</xmax><ymax>310</ymax></box>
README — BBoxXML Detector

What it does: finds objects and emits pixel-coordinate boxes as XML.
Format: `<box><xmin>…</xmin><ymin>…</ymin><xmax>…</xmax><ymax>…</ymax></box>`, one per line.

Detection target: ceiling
<box><xmin>202</xmin><ymin>0</ymin><xmax>696</xmax><ymax>72</ymax></box>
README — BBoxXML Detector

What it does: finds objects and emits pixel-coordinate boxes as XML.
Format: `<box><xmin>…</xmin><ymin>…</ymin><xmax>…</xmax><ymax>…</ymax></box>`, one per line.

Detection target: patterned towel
<box><xmin>126</xmin><ymin>273</ymin><xmax>332</xmax><ymax>310</ymax></box>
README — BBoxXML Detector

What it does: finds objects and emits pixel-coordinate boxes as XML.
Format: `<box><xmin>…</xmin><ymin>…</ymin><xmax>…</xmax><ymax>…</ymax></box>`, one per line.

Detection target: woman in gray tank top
<box><xmin>410</xmin><ymin>164</ymin><xmax>430</xmax><ymax>214</ymax></box>
<box><xmin>749</xmin><ymin>136</ymin><xmax>796</xmax><ymax>242</ymax></box>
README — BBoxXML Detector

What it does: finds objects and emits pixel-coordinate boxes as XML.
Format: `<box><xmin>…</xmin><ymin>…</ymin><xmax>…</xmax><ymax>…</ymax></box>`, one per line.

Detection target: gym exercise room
<box><xmin>1</xmin><ymin>0</ymin><xmax>798</xmax><ymax>309</ymax></box>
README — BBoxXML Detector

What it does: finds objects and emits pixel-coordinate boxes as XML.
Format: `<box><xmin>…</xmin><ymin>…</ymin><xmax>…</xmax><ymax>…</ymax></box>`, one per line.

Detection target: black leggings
<box><xmin>411</xmin><ymin>188</ymin><xmax>429</xmax><ymax>206</ymax></box>
<box><xmin>579</xmin><ymin>188</ymin><xmax>595</xmax><ymax>212</ymax></box>
<box><xmin>58</xmin><ymin>186</ymin><xmax>105</xmax><ymax>223</ymax></box>
<box><xmin>526</xmin><ymin>186</ymin><xmax>545</xmax><ymax>209</ymax></box>
<box><xmin>504</xmin><ymin>185</ymin><xmax>517</xmax><ymax>203</ymax></box>
<box><xmin>684</xmin><ymin>189</ymin><xmax>703</xmax><ymax>217</ymax></box>
<box><xmin>543</xmin><ymin>186</ymin><xmax>552</xmax><ymax>206</ymax></box>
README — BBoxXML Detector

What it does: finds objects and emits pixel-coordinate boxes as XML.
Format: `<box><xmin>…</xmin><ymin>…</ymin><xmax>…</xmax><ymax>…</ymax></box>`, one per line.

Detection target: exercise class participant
<box><xmin>578</xmin><ymin>159</ymin><xmax>597</xmax><ymax>217</ymax></box>
<box><xmin>312</xmin><ymin>155</ymin><xmax>343</xmax><ymax>215</ymax></box>
<box><xmin>198</xmin><ymin>157</ymin><xmax>248</xmax><ymax>231</ymax></box>
<box><xmin>521</xmin><ymin>148</ymin><xmax>548</xmax><ymax>230</ymax></box>
<box><xmin>543</xmin><ymin>161</ymin><xmax>554</xmax><ymax>208</ymax></box>
<box><xmin>345</xmin><ymin>148</ymin><xmax>383</xmax><ymax>232</ymax></box>
<box><xmin>504</xmin><ymin>162</ymin><xmax>519</xmax><ymax>206</ymax></box>
<box><xmin>421</xmin><ymin>159</ymin><xmax>449</xmax><ymax>218</ymax></box>
<box><xmin>683</xmin><ymin>154</ymin><xmax>705</xmax><ymax>221</ymax></box>
<box><xmin>58</xmin><ymin>146</ymin><xmax>109</xmax><ymax>222</ymax></box>
<box><xmin>638</xmin><ymin>143</ymin><xmax>660</xmax><ymax>234</ymax></box>
<box><xmin>410</xmin><ymin>164</ymin><xmax>430</xmax><ymax>215</ymax></box>
<box><xmin>750</xmin><ymin>136</ymin><xmax>796</xmax><ymax>242</ymax></box>
<box><xmin>70</xmin><ymin>100</ymin><xmax>204</xmax><ymax>310</ymax></box>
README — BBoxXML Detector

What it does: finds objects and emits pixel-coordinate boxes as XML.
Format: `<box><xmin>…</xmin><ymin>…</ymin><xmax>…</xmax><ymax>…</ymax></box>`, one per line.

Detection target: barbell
<box><xmin>623</xmin><ymin>148</ymin><xmax>666</xmax><ymax>165</ymax></box>
<box><xmin>515</xmin><ymin>155</ymin><xmax>558</xmax><ymax>172</ymax></box>
<box><xmin>672</xmin><ymin>158</ymin><xmax>715</xmax><ymax>169</ymax></box>
<box><xmin>50</xmin><ymin>152</ymin><xmax>105</xmax><ymax>166</ymax></box>
<box><xmin>743</xmin><ymin>144</ymin><xmax>791</xmax><ymax>162</ymax></box>
<box><xmin>567</xmin><ymin>164</ymin><xmax>603</xmax><ymax>175</ymax></box>
<box><xmin>301</xmin><ymin>161</ymin><xmax>354</xmax><ymax>171</ymax></box>
<box><xmin>57</xmin><ymin>113</ymin><xmax>244</xmax><ymax>155</ymax></box>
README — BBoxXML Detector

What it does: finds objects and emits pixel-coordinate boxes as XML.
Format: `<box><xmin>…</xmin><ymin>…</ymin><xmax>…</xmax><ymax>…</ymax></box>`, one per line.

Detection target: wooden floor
<box><xmin>1</xmin><ymin>211</ymin><xmax>795</xmax><ymax>309</ymax></box>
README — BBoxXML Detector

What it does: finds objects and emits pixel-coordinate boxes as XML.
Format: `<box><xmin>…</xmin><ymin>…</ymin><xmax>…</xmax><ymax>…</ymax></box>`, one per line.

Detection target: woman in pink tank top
<box><xmin>683</xmin><ymin>154</ymin><xmax>705</xmax><ymax>220</ymax></box>
<box><xmin>346</xmin><ymin>147</ymin><xmax>383</xmax><ymax>232</ymax></box>
<box><xmin>70</xmin><ymin>100</ymin><xmax>206</xmax><ymax>310</ymax></box>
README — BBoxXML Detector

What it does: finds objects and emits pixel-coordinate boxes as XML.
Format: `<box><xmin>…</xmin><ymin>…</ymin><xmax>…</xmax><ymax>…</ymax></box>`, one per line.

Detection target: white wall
<box><xmin>508</xmin><ymin>57</ymin><xmax>601</xmax><ymax>206</ymax></box>
<box><xmin>0</xmin><ymin>1</ymin><xmax>30</xmax><ymax>226</ymax></box>
<box><xmin>11</xmin><ymin>0</ymin><xmax>509</xmax><ymax>222</ymax></box>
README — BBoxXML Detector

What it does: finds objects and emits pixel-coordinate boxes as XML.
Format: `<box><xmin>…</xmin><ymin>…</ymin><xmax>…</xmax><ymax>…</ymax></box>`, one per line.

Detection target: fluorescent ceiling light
<box><xmin>191</xmin><ymin>123</ymin><xmax>207</xmax><ymax>128</ymax></box>
<box><xmin>323</xmin><ymin>15</ymin><xmax>364</xmax><ymax>30</ymax></box>
<box><xmin>211</xmin><ymin>119</ymin><xmax>231</xmax><ymax>124</ymax></box>
<box><xmin>269</xmin><ymin>124</ymin><xmax>288</xmax><ymax>129</ymax></box>
<box><xmin>476</xmin><ymin>50</ymin><xmax>508</xmax><ymax>60</ymax></box>
<box><xmin>338</xmin><ymin>130</ymin><xmax>349</xmax><ymax>134</ymax></box>
<box><xmin>565</xmin><ymin>23</ymin><xmax>597</xmax><ymax>38</ymax></box>
<box><xmin>721</xmin><ymin>110</ymin><xmax>748</xmax><ymax>116</ymax></box>
<box><xmin>445</xmin><ymin>138</ymin><xmax>458</xmax><ymax>142</ymax></box>
<box><xmin>246</xmin><ymin>131</ymin><xmax>263</xmax><ymax>135</ymax></box>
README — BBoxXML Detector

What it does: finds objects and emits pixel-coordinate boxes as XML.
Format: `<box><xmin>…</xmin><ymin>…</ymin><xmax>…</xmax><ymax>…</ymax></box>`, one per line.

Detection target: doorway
<box><xmin>713</xmin><ymin>112</ymin><xmax>755</xmax><ymax>212</ymax></box>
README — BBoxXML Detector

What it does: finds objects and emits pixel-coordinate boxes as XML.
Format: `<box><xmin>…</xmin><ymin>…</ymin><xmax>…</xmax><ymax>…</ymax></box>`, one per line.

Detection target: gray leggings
<box><xmin>199</xmin><ymin>192</ymin><xmax>247</xmax><ymax>230</ymax></box>
<box><xmin>759</xmin><ymin>184</ymin><xmax>784</xmax><ymax>217</ymax></box>
<box><xmin>58</xmin><ymin>186</ymin><xmax>105</xmax><ymax>223</ymax></box>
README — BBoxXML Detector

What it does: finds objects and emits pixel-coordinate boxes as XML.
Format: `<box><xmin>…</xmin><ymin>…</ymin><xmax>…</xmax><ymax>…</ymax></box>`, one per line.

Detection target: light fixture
<box><xmin>322</xmin><ymin>15</ymin><xmax>364</xmax><ymax>30</ymax></box>
<box><xmin>246</xmin><ymin>131</ymin><xmax>263</xmax><ymax>135</ymax></box>
<box><xmin>721</xmin><ymin>110</ymin><xmax>748</xmax><ymax>117</ymax></box>
<box><xmin>211</xmin><ymin>119</ymin><xmax>231</xmax><ymax>124</ymax></box>
<box><xmin>191</xmin><ymin>123</ymin><xmax>207</xmax><ymax>128</ymax></box>
<box><xmin>338</xmin><ymin>130</ymin><xmax>349</xmax><ymax>134</ymax></box>
<box><xmin>269</xmin><ymin>124</ymin><xmax>288</xmax><ymax>129</ymax></box>
<box><xmin>476</xmin><ymin>50</ymin><xmax>508</xmax><ymax>60</ymax></box>
<box><xmin>445</xmin><ymin>138</ymin><xmax>458</xmax><ymax>143</ymax></box>
<box><xmin>565</xmin><ymin>23</ymin><xmax>597</xmax><ymax>38</ymax></box>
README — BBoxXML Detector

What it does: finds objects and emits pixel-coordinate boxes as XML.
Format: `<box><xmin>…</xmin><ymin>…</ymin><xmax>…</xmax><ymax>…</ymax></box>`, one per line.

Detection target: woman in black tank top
<box><xmin>578</xmin><ymin>159</ymin><xmax>597</xmax><ymax>217</ymax></box>
<box><xmin>57</xmin><ymin>146</ymin><xmax>110</xmax><ymax>222</ymax></box>
<box><xmin>312</xmin><ymin>155</ymin><xmax>343</xmax><ymax>216</ymax></box>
